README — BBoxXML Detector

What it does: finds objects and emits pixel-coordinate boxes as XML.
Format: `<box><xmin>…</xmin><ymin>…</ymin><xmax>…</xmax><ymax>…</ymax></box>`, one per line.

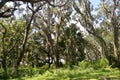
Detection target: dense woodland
<box><xmin>0</xmin><ymin>0</ymin><xmax>120</xmax><ymax>79</ymax></box>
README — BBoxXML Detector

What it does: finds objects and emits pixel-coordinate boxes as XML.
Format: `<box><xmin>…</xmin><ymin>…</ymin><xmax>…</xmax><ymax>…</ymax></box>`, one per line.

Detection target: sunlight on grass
<box><xmin>1</xmin><ymin>59</ymin><xmax>120</xmax><ymax>80</ymax></box>
<box><xmin>22</xmin><ymin>67</ymin><xmax>120</xmax><ymax>80</ymax></box>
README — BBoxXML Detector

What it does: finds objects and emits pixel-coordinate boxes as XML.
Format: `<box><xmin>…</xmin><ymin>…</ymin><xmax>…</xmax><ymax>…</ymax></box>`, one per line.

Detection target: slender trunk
<box><xmin>113</xmin><ymin>27</ymin><xmax>119</xmax><ymax>61</ymax></box>
<box><xmin>15</xmin><ymin>13</ymin><xmax>35</xmax><ymax>71</ymax></box>
<box><xmin>47</xmin><ymin>50</ymin><xmax>53</xmax><ymax>68</ymax></box>
<box><xmin>55</xmin><ymin>48</ymin><xmax>60</xmax><ymax>68</ymax></box>
<box><xmin>113</xmin><ymin>26</ymin><xmax>120</xmax><ymax>67</ymax></box>
<box><xmin>55</xmin><ymin>24</ymin><xmax>60</xmax><ymax>68</ymax></box>
<box><xmin>48</xmin><ymin>40</ymin><xmax>54</xmax><ymax>68</ymax></box>
<box><xmin>111</xmin><ymin>4</ymin><xmax>120</xmax><ymax>66</ymax></box>
<box><xmin>47</xmin><ymin>52</ymin><xmax>51</xmax><ymax>68</ymax></box>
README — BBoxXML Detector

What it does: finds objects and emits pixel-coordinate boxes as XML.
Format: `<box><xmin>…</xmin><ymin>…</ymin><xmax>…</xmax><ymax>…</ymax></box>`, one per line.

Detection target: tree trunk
<box><xmin>114</xmin><ymin>26</ymin><xmax>119</xmax><ymax>59</ymax></box>
<box><xmin>55</xmin><ymin>48</ymin><xmax>60</xmax><ymax>68</ymax></box>
<box><xmin>111</xmin><ymin>4</ymin><xmax>120</xmax><ymax>67</ymax></box>
<box><xmin>47</xmin><ymin>50</ymin><xmax>53</xmax><ymax>68</ymax></box>
<box><xmin>113</xmin><ymin>26</ymin><xmax>120</xmax><ymax>67</ymax></box>
<box><xmin>14</xmin><ymin>13</ymin><xmax>35</xmax><ymax>71</ymax></box>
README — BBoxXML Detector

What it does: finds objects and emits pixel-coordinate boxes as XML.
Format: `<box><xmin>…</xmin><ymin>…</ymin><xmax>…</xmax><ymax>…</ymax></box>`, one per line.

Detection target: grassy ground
<box><xmin>1</xmin><ymin>59</ymin><xmax>120</xmax><ymax>80</ymax></box>
<box><xmin>20</xmin><ymin>67</ymin><xmax>120</xmax><ymax>80</ymax></box>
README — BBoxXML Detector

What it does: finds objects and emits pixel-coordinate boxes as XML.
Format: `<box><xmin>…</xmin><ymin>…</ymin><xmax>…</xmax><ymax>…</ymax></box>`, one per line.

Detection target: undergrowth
<box><xmin>0</xmin><ymin>58</ymin><xmax>120</xmax><ymax>80</ymax></box>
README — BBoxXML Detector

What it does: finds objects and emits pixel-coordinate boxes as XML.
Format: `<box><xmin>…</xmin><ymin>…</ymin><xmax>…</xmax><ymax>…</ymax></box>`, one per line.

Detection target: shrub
<box><xmin>92</xmin><ymin>58</ymin><xmax>109</xmax><ymax>69</ymax></box>
<box><xmin>78</xmin><ymin>60</ymin><xmax>91</xmax><ymax>69</ymax></box>
<box><xmin>78</xmin><ymin>58</ymin><xmax>109</xmax><ymax>70</ymax></box>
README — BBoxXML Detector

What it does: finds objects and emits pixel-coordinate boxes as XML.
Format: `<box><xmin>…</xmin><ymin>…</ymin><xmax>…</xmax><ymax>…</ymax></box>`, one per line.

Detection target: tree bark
<box><xmin>15</xmin><ymin>13</ymin><xmax>35</xmax><ymax>71</ymax></box>
<box><xmin>111</xmin><ymin>1</ymin><xmax>120</xmax><ymax>66</ymax></box>
<box><xmin>113</xmin><ymin>26</ymin><xmax>119</xmax><ymax>62</ymax></box>
<box><xmin>55</xmin><ymin>47</ymin><xmax>60</xmax><ymax>68</ymax></box>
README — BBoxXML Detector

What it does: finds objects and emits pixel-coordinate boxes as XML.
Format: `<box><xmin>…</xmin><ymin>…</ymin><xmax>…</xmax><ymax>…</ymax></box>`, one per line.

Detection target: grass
<box><xmin>0</xmin><ymin>59</ymin><xmax>120</xmax><ymax>80</ymax></box>
<box><xmin>20</xmin><ymin>67</ymin><xmax>120</xmax><ymax>80</ymax></box>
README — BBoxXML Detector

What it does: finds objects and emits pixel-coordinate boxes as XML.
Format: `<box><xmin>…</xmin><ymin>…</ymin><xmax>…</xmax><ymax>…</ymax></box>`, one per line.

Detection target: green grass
<box><xmin>20</xmin><ymin>67</ymin><xmax>120</xmax><ymax>80</ymax></box>
<box><xmin>0</xmin><ymin>59</ymin><xmax>120</xmax><ymax>80</ymax></box>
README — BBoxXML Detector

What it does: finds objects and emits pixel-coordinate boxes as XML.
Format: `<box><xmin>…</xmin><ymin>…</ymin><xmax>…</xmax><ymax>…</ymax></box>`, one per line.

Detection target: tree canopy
<box><xmin>0</xmin><ymin>0</ymin><xmax>120</xmax><ymax>79</ymax></box>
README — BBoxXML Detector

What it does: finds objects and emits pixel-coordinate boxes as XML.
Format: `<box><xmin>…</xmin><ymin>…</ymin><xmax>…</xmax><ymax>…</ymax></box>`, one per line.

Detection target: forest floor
<box><xmin>1</xmin><ymin>59</ymin><xmax>120</xmax><ymax>80</ymax></box>
<box><xmin>20</xmin><ymin>67</ymin><xmax>120</xmax><ymax>80</ymax></box>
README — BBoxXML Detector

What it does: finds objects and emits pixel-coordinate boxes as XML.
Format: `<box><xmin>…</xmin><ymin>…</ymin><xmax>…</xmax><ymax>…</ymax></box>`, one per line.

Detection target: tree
<box><xmin>33</xmin><ymin>0</ymin><xmax>73</xmax><ymax>68</ymax></box>
<box><xmin>63</xmin><ymin>24</ymin><xmax>85</xmax><ymax>65</ymax></box>
<box><xmin>0</xmin><ymin>0</ymin><xmax>70</xmax><ymax>71</ymax></box>
<box><xmin>97</xmin><ymin>0</ymin><xmax>120</xmax><ymax>67</ymax></box>
<box><xmin>0</xmin><ymin>0</ymin><xmax>69</xmax><ymax>18</ymax></box>
<box><xmin>0</xmin><ymin>19</ymin><xmax>25</xmax><ymax>72</ymax></box>
<box><xmin>73</xmin><ymin>0</ymin><xmax>109</xmax><ymax>59</ymax></box>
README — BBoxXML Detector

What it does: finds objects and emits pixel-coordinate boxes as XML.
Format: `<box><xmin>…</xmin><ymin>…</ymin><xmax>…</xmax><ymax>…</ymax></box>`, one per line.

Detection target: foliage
<box><xmin>0</xmin><ymin>58</ymin><xmax>118</xmax><ymax>80</ymax></box>
<box><xmin>92</xmin><ymin>58</ymin><xmax>109</xmax><ymax>69</ymax></box>
<box><xmin>78</xmin><ymin>58</ymin><xmax>109</xmax><ymax>69</ymax></box>
<box><xmin>0</xmin><ymin>0</ymin><xmax>120</xmax><ymax>79</ymax></box>
<box><xmin>12</xmin><ymin>66</ymin><xmax>120</xmax><ymax>79</ymax></box>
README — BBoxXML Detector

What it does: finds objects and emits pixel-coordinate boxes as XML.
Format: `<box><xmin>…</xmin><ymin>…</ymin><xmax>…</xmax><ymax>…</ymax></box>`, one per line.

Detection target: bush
<box><xmin>78</xmin><ymin>60</ymin><xmax>91</xmax><ymax>69</ymax></box>
<box><xmin>92</xmin><ymin>58</ymin><xmax>109</xmax><ymax>69</ymax></box>
<box><xmin>78</xmin><ymin>58</ymin><xmax>109</xmax><ymax>70</ymax></box>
